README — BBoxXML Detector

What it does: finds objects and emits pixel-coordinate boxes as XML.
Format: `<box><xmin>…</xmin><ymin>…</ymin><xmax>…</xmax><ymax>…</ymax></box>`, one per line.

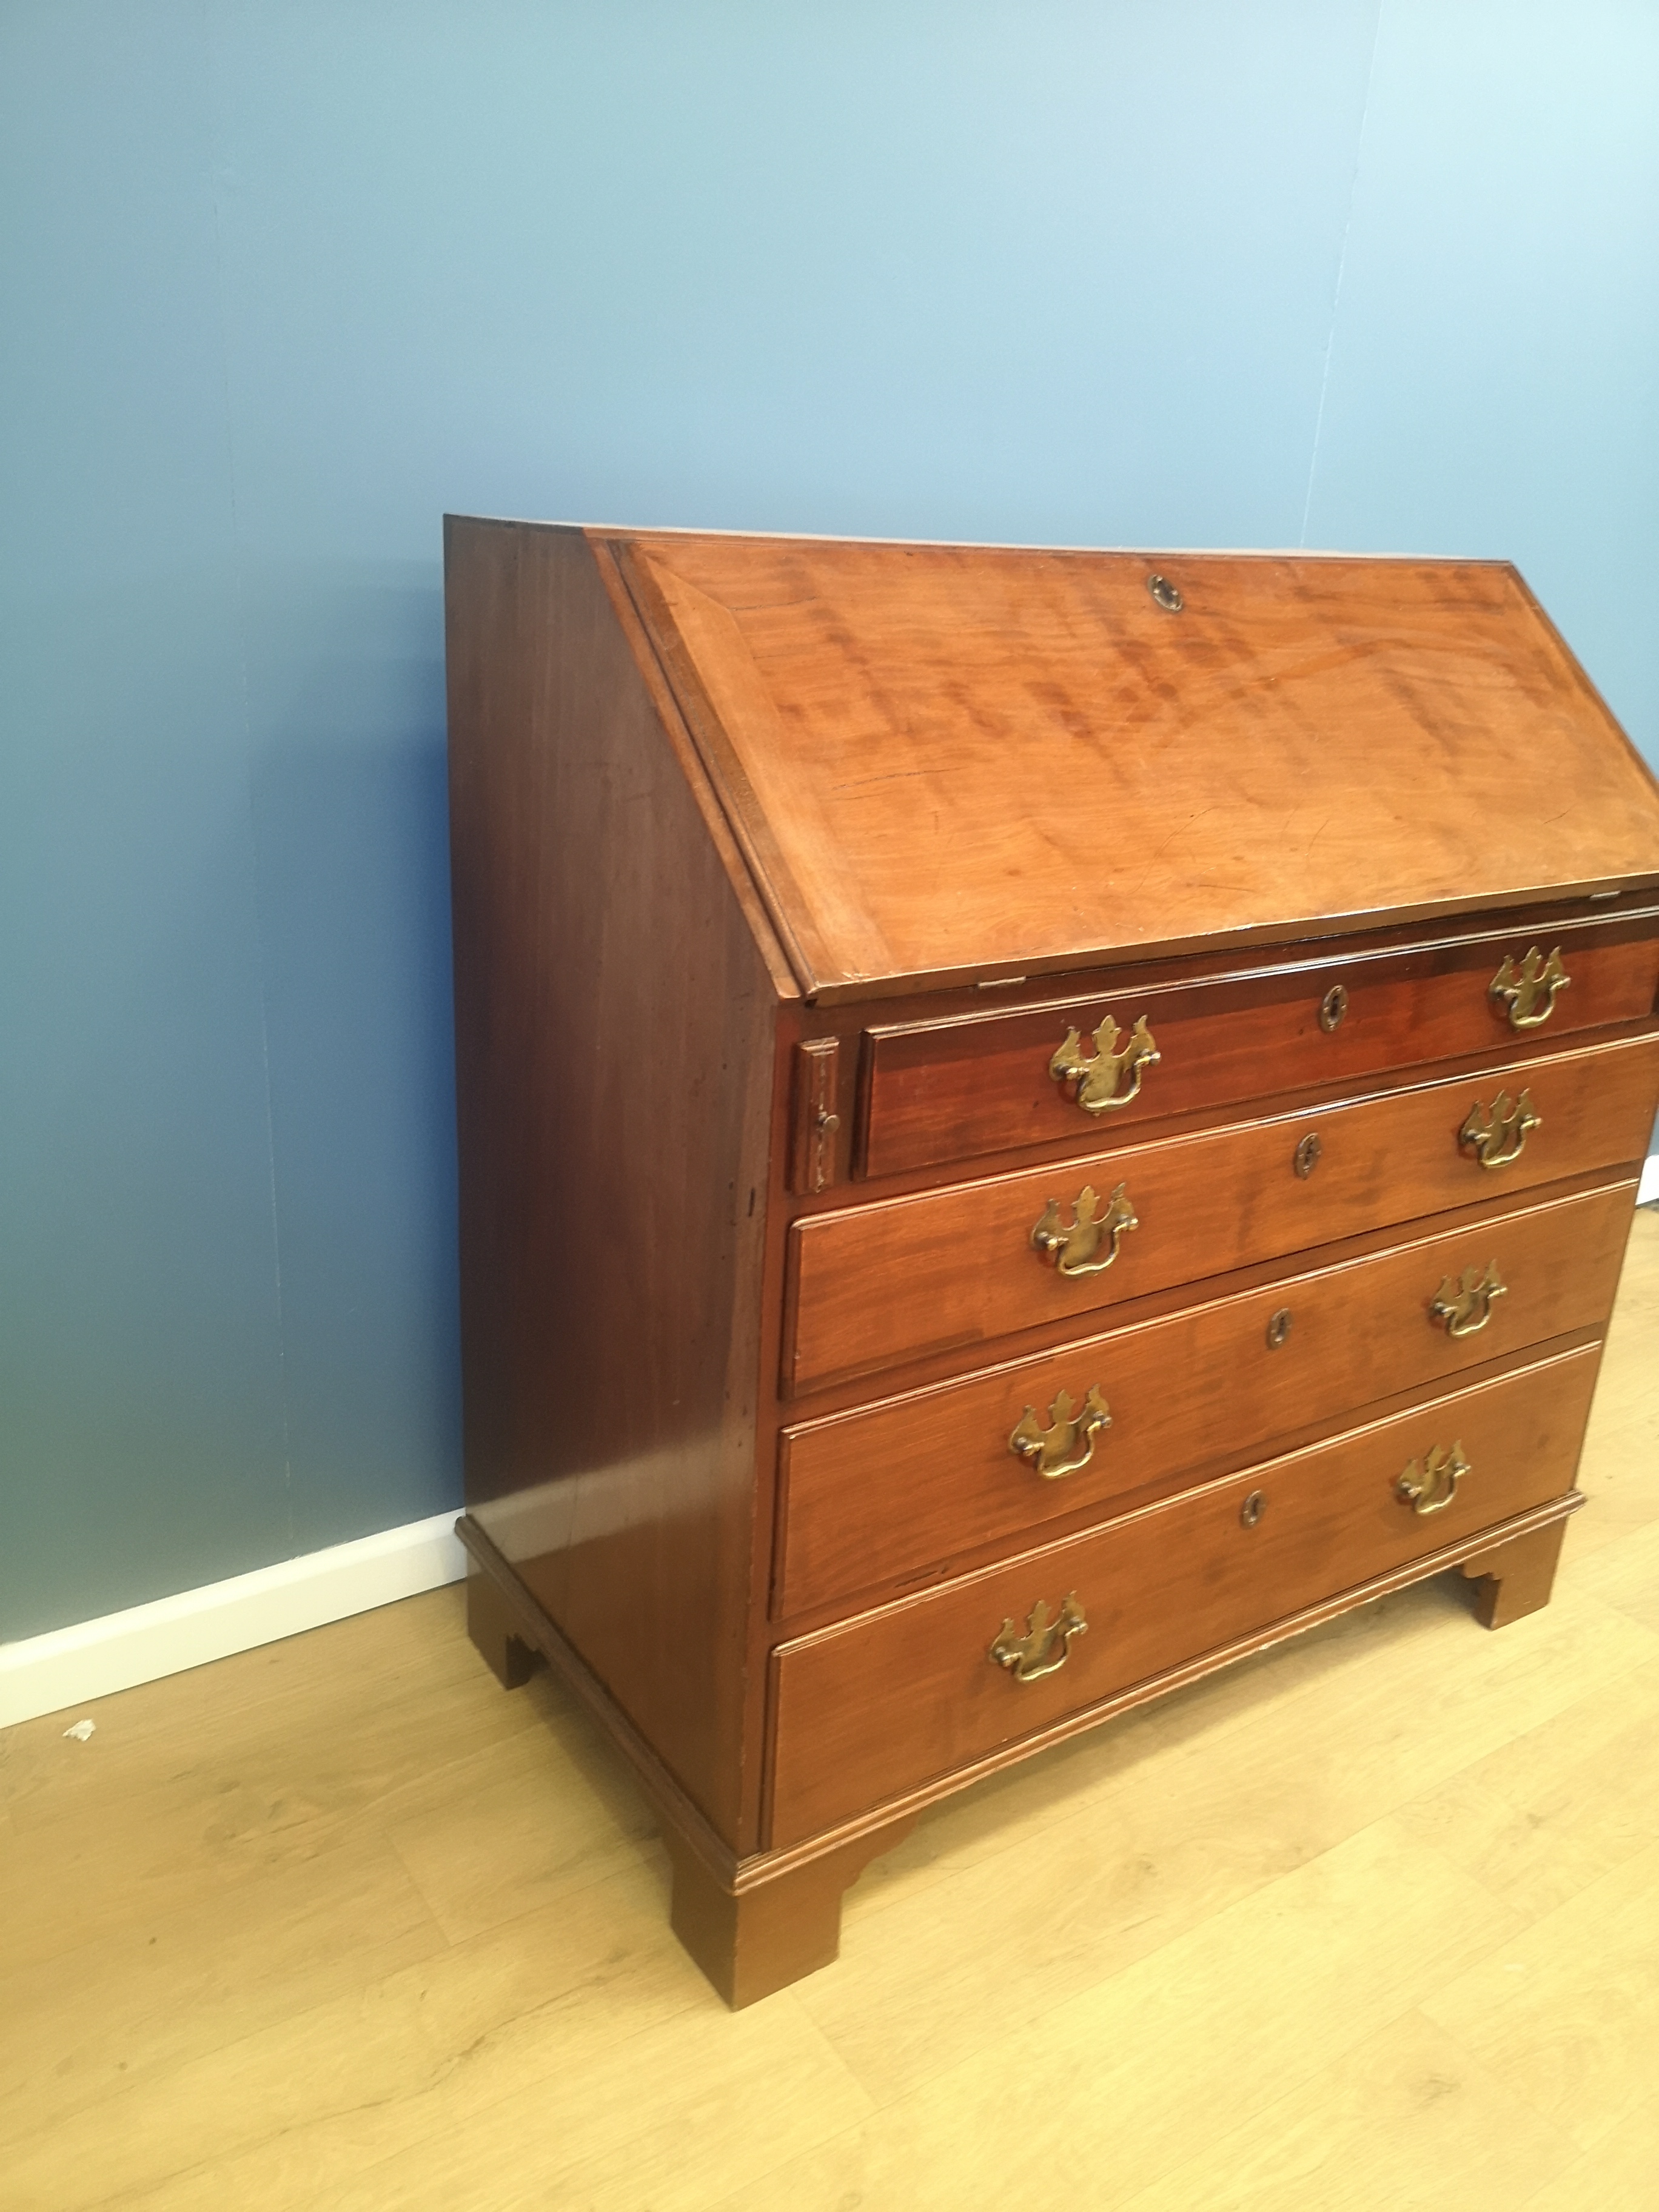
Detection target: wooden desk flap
<box><xmin>609</xmin><ymin>532</ymin><xmax>1659</xmax><ymax>999</ymax></box>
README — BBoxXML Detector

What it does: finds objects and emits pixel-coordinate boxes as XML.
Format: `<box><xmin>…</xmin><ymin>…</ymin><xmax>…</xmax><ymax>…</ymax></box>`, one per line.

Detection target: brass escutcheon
<box><xmin>1319</xmin><ymin>984</ymin><xmax>1349</xmax><ymax>1033</ymax></box>
<box><xmin>1396</xmin><ymin>1439</ymin><xmax>1470</xmax><ymax>1517</ymax></box>
<box><xmin>1490</xmin><ymin>946</ymin><xmax>1569</xmax><ymax>1030</ymax></box>
<box><xmin>1050</xmin><ymin>1014</ymin><xmax>1160</xmax><ymax>1114</ymax></box>
<box><xmin>1430</xmin><ymin>1260</ymin><xmax>1507</xmax><ymax>1339</ymax></box>
<box><xmin>1009</xmin><ymin>1384</ymin><xmax>1111</xmax><ymax>1480</ymax></box>
<box><xmin>990</xmin><ymin>1592</ymin><xmax>1088</xmax><ymax>1683</ymax></box>
<box><xmin>1265</xmin><ymin>1307</ymin><xmax>1293</xmax><ymax>1349</ymax></box>
<box><xmin>1030</xmin><ymin>1181</ymin><xmax>1139</xmax><ymax>1278</ymax></box>
<box><xmin>1460</xmin><ymin>1087</ymin><xmax>1541</xmax><ymax>1170</ymax></box>
<box><xmin>1294</xmin><ymin>1133</ymin><xmax>1323</xmax><ymax>1179</ymax></box>
<box><xmin>1148</xmin><ymin>573</ymin><xmax>1184</xmax><ymax>612</ymax></box>
<box><xmin>1240</xmin><ymin>1490</ymin><xmax>1267</xmax><ymax>1529</ymax></box>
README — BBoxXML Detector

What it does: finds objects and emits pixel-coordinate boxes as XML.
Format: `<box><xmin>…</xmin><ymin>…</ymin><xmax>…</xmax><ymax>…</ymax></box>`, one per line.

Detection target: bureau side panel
<box><xmin>444</xmin><ymin>517</ymin><xmax>783</xmax><ymax>1846</ymax></box>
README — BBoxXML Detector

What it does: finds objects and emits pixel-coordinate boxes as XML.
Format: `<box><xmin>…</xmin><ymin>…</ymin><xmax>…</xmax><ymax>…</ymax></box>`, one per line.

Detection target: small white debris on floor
<box><xmin>62</xmin><ymin>1718</ymin><xmax>96</xmax><ymax>1741</ymax></box>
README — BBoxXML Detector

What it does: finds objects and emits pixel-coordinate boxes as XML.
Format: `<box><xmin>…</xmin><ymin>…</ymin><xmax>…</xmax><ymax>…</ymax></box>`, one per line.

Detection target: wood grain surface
<box><xmin>775</xmin><ymin>1178</ymin><xmax>1635</xmax><ymax>1616</ymax></box>
<box><xmin>445</xmin><ymin>519</ymin><xmax>783</xmax><ymax>1846</ymax></box>
<box><xmin>786</xmin><ymin>1029</ymin><xmax>1659</xmax><ymax>1391</ymax></box>
<box><xmin>612</xmin><ymin>533</ymin><xmax>1659</xmax><ymax>996</ymax></box>
<box><xmin>768</xmin><ymin>1344</ymin><xmax>1601</xmax><ymax>1846</ymax></box>
<box><xmin>859</xmin><ymin>913</ymin><xmax>1659</xmax><ymax>1179</ymax></box>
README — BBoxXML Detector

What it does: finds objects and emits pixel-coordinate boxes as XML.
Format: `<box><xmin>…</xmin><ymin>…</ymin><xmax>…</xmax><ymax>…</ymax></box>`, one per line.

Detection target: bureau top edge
<box><xmin>793</xmin><ymin>884</ymin><xmax>1659</xmax><ymax>1009</ymax></box>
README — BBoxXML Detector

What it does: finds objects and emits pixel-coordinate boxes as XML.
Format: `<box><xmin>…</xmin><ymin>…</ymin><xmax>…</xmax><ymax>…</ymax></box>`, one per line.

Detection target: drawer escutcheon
<box><xmin>990</xmin><ymin>1593</ymin><xmax>1088</xmax><ymax>1683</ymax></box>
<box><xmin>1396</xmin><ymin>1439</ymin><xmax>1470</xmax><ymax>1516</ymax></box>
<box><xmin>1490</xmin><ymin>945</ymin><xmax>1570</xmax><ymax>1030</ymax></box>
<box><xmin>1008</xmin><ymin>1385</ymin><xmax>1112</xmax><ymax>1480</ymax></box>
<box><xmin>1050</xmin><ymin>1015</ymin><xmax>1160</xmax><ymax>1114</ymax></box>
<box><xmin>1030</xmin><ymin>1181</ymin><xmax>1139</xmax><ymax>1278</ymax></box>
<box><xmin>1460</xmin><ymin>1087</ymin><xmax>1541</xmax><ymax>1170</ymax></box>
<box><xmin>1429</xmin><ymin>1260</ymin><xmax>1507</xmax><ymax>1338</ymax></box>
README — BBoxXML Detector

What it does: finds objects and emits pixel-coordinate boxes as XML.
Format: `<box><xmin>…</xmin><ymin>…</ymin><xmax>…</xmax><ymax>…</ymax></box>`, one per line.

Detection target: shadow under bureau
<box><xmin>443</xmin><ymin>523</ymin><xmax>1659</xmax><ymax>2006</ymax></box>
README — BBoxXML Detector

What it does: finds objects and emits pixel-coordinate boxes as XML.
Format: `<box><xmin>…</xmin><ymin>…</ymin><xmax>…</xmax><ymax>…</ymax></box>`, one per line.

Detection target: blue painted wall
<box><xmin>3</xmin><ymin>1</ymin><xmax>1656</xmax><ymax>1640</ymax></box>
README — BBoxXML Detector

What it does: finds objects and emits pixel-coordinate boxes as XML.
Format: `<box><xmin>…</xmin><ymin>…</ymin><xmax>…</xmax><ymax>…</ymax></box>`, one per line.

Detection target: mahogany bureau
<box><xmin>443</xmin><ymin>523</ymin><xmax>1659</xmax><ymax>2006</ymax></box>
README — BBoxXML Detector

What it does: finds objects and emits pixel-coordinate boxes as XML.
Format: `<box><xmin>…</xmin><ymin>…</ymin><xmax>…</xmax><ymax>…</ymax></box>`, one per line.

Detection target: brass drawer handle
<box><xmin>1030</xmin><ymin>1182</ymin><xmax>1138</xmax><ymax>1277</ymax></box>
<box><xmin>990</xmin><ymin>1592</ymin><xmax>1087</xmax><ymax>1683</ymax></box>
<box><xmin>1490</xmin><ymin>946</ymin><xmax>1569</xmax><ymax>1030</ymax></box>
<box><xmin>1050</xmin><ymin>1015</ymin><xmax>1159</xmax><ymax>1114</ymax></box>
<box><xmin>1460</xmin><ymin>1087</ymin><xmax>1540</xmax><ymax>1170</ymax></box>
<box><xmin>1009</xmin><ymin>1385</ymin><xmax>1111</xmax><ymax>1480</ymax></box>
<box><xmin>1430</xmin><ymin>1261</ymin><xmax>1507</xmax><ymax>1338</ymax></box>
<box><xmin>1396</xmin><ymin>1439</ymin><xmax>1469</xmax><ymax>1516</ymax></box>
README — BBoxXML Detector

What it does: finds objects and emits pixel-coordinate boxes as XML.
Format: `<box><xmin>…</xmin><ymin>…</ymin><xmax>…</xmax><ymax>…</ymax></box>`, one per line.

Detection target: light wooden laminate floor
<box><xmin>3</xmin><ymin>1209</ymin><xmax>1657</xmax><ymax>2212</ymax></box>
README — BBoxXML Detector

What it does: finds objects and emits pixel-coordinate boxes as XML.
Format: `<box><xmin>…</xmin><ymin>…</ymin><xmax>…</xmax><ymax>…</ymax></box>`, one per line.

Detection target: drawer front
<box><xmin>777</xmin><ymin>1179</ymin><xmax>1636</xmax><ymax>1615</ymax></box>
<box><xmin>786</xmin><ymin>1029</ymin><xmax>1659</xmax><ymax>1392</ymax></box>
<box><xmin>769</xmin><ymin>1346</ymin><xmax>1600</xmax><ymax>1846</ymax></box>
<box><xmin>859</xmin><ymin>919</ymin><xmax>1659</xmax><ymax>1181</ymax></box>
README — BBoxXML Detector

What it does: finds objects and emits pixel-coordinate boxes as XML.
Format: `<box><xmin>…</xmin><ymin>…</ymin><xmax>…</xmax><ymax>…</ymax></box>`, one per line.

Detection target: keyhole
<box><xmin>1266</xmin><ymin>1308</ymin><xmax>1292</xmax><ymax>1350</ymax></box>
<box><xmin>1294</xmin><ymin>1133</ymin><xmax>1322</xmax><ymax>1179</ymax></box>
<box><xmin>1319</xmin><ymin>985</ymin><xmax>1349</xmax><ymax>1033</ymax></box>
<box><xmin>1241</xmin><ymin>1490</ymin><xmax>1266</xmax><ymax>1529</ymax></box>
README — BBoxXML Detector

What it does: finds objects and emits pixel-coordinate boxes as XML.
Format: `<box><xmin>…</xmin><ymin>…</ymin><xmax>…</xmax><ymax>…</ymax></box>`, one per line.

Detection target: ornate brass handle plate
<box><xmin>1030</xmin><ymin>1182</ymin><xmax>1138</xmax><ymax>1277</ymax></box>
<box><xmin>1050</xmin><ymin>1015</ymin><xmax>1159</xmax><ymax>1114</ymax></box>
<box><xmin>1430</xmin><ymin>1260</ymin><xmax>1507</xmax><ymax>1338</ymax></box>
<box><xmin>990</xmin><ymin>1592</ymin><xmax>1088</xmax><ymax>1683</ymax></box>
<box><xmin>1460</xmin><ymin>1087</ymin><xmax>1540</xmax><ymax>1170</ymax></box>
<box><xmin>1490</xmin><ymin>946</ymin><xmax>1569</xmax><ymax>1030</ymax></box>
<box><xmin>1396</xmin><ymin>1439</ymin><xmax>1470</xmax><ymax>1516</ymax></box>
<box><xmin>1008</xmin><ymin>1385</ymin><xmax>1111</xmax><ymax>1480</ymax></box>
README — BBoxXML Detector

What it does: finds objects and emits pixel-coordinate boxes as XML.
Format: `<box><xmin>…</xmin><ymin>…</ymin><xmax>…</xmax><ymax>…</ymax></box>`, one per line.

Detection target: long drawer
<box><xmin>768</xmin><ymin>1345</ymin><xmax>1600</xmax><ymax>1847</ymax></box>
<box><xmin>775</xmin><ymin>1178</ymin><xmax>1635</xmax><ymax>1615</ymax></box>
<box><xmin>786</xmin><ymin>1029</ymin><xmax>1659</xmax><ymax>1391</ymax></box>
<box><xmin>858</xmin><ymin>915</ymin><xmax>1659</xmax><ymax>1180</ymax></box>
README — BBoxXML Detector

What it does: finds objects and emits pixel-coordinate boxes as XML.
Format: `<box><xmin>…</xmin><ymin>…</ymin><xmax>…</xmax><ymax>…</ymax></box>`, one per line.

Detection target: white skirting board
<box><xmin>0</xmin><ymin>1510</ymin><xmax>467</xmax><ymax>1731</ymax></box>
<box><xmin>1641</xmin><ymin>1152</ymin><xmax>1659</xmax><ymax>1206</ymax></box>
